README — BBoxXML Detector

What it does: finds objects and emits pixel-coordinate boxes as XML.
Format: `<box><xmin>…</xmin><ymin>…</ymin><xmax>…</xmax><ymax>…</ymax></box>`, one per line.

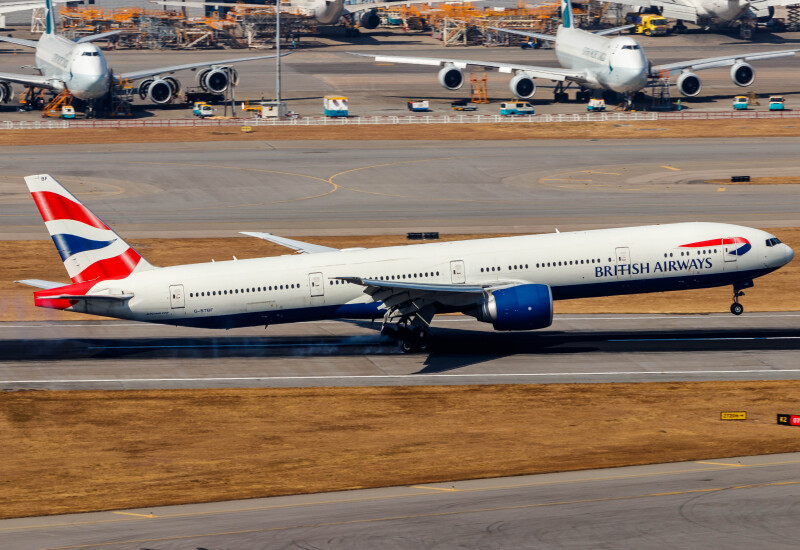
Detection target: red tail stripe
<box><xmin>32</xmin><ymin>191</ymin><xmax>109</xmax><ymax>230</ymax></box>
<box><xmin>72</xmin><ymin>247</ymin><xmax>141</xmax><ymax>284</ymax></box>
<box><xmin>680</xmin><ymin>237</ymin><xmax>749</xmax><ymax>248</ymax></box>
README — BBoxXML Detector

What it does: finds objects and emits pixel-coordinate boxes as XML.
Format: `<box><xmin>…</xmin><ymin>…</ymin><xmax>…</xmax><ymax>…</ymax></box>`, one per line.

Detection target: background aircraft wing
<box><xmin>16</xmin><ymin>279</ymin><xmax>65</xmax><ymax>289</ymax></box>
<box><xmin>241</xmin><ymin>232</ymin><xmax>340</xmax><ymax>254</ymax></box>
<box><xmin>604</xmin><ymin>0</ymin><xmax>699</xmax><ymax>22</ymax></box>
<box><xmin>76</xmin><ymin>30</ymin><xmax>122</xmax><ymax>43</ymax></box>
<box><xmin>487</xmin><ymin>26</ymin><xmax>556</xmax><ymax>41</ymax></box>
<box><xmin>350</xmin><ymin>53</ymin><xmax>586</xmax><ymax>83</ymax></box>
<box><xmin>593</xmin><ymin>24</ymin><xmax>636</xmax><ymax>35</ymax></box>
<box><xmin>653</xmin><ymin>49</ymin><xmax>800</xmax><ymax>76</ymax></box>
<box><xmin>0</xmin><ymin>35</ymin><xmax>38</xmax><ymax>48</ymax></box>
<box><xmin>119</xmin><ymin>52</ymin><xmax>287</xmax><ymax>81</ymax></box>
<box><xmin>0</xmin><ymin>71</ymin><xmax>58</xmax><ymax>89</ymax></box>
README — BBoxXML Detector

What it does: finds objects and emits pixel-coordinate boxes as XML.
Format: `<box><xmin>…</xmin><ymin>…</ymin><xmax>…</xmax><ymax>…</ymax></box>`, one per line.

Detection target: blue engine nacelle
<box><xmin>478</xmin><ymin>284</ymin><xmax>553</xmax><ymax>331</ymax></box>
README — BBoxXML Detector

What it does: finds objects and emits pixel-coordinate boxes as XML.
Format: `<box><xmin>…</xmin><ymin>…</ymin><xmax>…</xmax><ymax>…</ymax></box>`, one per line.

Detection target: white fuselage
<box><xmin>64</xmin><ymin>222</ymin><xmax>792</xmax><ymax>329</ymax></box>
<box><xmin>695</xmin><ymin>0</ymin><xmax>751</xmax><ymax>23</ymax></box>
<box><xmin>291</xmin><ymin>0</ymin><xmax>344</xmax><ymax>24</ymax></box>
<box><xmin>555</xmin><ymin>26</ymin><xmax>648</xmax><ymax>93</ymax></box>
<box><xmin>34</xmin><ymin>33</ymin><xmax>109</xmax><ymax>100</ymax></box>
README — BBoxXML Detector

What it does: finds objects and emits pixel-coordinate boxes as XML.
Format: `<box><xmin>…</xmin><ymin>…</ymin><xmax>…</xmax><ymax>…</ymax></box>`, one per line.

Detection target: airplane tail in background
<box><xmin>44</xmin><ymin>0</ymin><xmax>56</xmax><ymax>35</ymax></box>
<box><xmin>561</xmin><ymin>0</ymin><xmax>574</xmax><ymax>29</ymax></box>
<box><xmin>24</xmin><ymin>174</ymin><xmax>156</xmax><ymax>284</ymax></box>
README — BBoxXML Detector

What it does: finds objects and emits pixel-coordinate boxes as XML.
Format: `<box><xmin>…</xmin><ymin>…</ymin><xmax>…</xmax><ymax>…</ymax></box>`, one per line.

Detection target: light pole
<box><xmin>275</xmin><ymin>0</ymin><xmax>281</xmax><ymax>105</ymax></box>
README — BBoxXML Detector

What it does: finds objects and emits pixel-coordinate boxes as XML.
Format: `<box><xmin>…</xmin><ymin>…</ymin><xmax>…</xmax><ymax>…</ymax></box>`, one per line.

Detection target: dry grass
<box><xmin>2</xmin><ymin>382</ymin><xmax>800</xmax><ymax>519</ymax></box>
<box><xmin>4</xmin><ymin>228</ymin><xmax>798</xmax><ymax>321</ymax></box>
<box><xmin>1</xmin><ymin>118</ymin><xmax>799</xmax><ymax>146</ymax></box>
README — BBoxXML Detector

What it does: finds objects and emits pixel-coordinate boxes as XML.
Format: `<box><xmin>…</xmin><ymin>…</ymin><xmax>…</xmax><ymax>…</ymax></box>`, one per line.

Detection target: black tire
<box><xmin>731</xmin><ymin>303</ymin><xmax>744</xmax><ymax>315</ymax></box>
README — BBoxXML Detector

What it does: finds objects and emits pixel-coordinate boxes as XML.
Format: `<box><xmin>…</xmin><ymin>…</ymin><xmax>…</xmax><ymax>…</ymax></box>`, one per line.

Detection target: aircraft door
<box><xmin>169</xmin><ymin>284</ymin><xmax>185</xmax><ymax>309</ymax></box>
<box><xmin>450</xmin><ymin>260</ymin><xmax>466</xmax><ymax>284</ymax></box>
<box><xmin>308</xmin><ymin>272</ymin><xmax>325</xmax><ymax>297</ymax></box>
<box><xmin>615</xmin><ymin>247</ymin><xmax>631</xmax><ymax>278</ymax></box>
<box><xmin>723</xmin><ymin>238</ymin><xmax>739</xmax><ymax>263</ymax></box>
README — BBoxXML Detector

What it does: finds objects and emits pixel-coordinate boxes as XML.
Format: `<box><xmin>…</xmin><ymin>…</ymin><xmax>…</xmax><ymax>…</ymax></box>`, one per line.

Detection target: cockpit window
<box><xmin>766</xmin><ymin>237</ymin><xmax>782</xmax><ymax>247</ymax></box>
<box><xmin>621</xmin><ymin>45</ymin><xmax>640</xmax><ymax>50</ymax></box>
<box><xmin>81</xmin><ymin>51</ymin><xmax>100</xmax><ymax>56</ymax></box>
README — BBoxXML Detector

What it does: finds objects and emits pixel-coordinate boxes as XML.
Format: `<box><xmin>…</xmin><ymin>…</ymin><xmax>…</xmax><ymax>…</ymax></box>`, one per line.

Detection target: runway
<box><xmin>2</xmin><ymin>313</ymin><xmax>799</xmax><ymax>389</ymax></box>
<box><xmin>2</xmin><ymin>138</ymin><xmax>800</xmax><ymax>239</ymax></box>
<box><xmin>2</xmin><ymin>452</ymin><xmax>799</xmax><ymax>550</ymax></box>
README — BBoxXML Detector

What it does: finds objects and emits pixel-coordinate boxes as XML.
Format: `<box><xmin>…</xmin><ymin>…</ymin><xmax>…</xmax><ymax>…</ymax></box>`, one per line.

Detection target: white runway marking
<box><xmin>5</xmin><ymin>370</ymin><xmax>800</xmax><ymax>385</ymax></box>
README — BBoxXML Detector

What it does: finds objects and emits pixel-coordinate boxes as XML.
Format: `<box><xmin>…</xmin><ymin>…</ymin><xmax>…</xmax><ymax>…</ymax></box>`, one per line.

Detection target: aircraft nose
<box><xmin>786</xmin><ymin>244</ymin><xmax>795</xmax><ymax>264</ymax></box>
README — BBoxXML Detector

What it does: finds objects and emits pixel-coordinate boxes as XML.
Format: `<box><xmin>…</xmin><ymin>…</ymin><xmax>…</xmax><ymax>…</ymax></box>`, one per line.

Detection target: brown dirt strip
<box><xmin>1</xmin><ymin>118</ymin><xmax>799</xmax><ymax>145</ymax></box>
<box><xmin>708</xmin><ymin>177</ymin><xmax>800</xmax><ymax>185</ymax></box>
<box><xmin>4</xmin><ymin>228</ymin><xmax>798</xmax><ymax>322</ymax></box>
<box><xmin>2</xmin><ymin>382</ymin><xmax>800</xmax><ymax>519</ymax></box>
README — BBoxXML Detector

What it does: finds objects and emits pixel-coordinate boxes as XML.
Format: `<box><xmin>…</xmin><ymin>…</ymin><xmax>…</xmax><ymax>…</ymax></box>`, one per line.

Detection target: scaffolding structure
<box><xmin>470</xmin><ymin>72</ymin><xmax>489</xmax><ymax>103</ymax></box>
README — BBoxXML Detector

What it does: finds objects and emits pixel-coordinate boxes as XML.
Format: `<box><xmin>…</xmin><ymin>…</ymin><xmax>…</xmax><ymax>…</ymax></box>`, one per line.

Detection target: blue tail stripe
<box><xmin>51</xmin><ymin>233</ymin><xmax>117</xmax><ymax>262</ymax></box>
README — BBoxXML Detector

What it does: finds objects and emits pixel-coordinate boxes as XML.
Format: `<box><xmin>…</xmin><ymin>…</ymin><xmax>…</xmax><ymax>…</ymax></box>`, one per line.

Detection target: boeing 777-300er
<box><xmin>353</xmin><ymin>0</ymin><xmax>799</xmax><ymax>104</ymax></box>
<box><xmin>17</xmin><ymin>174</ymin><xmax>794</xmax><ymax>352</ymax></box>
<box><xmin>0</xmin><ymin>0</ymin><xmax>285</xmax><ymax>113</ymax></box>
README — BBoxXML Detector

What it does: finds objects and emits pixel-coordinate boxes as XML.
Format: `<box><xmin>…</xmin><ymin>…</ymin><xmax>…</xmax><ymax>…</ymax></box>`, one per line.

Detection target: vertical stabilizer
<box><xmin>24</xmin><ymin>174</ymin><xmax>156</xmax><ymax>284</ymax></box>
<box><xmin>44</xmin><ymin>0</ymin><xmax>56</xmax><ymax>35</ymax></box>
<box><xmin>561</xmin><ymin>0</ymin><xmax>574</xmax><ymax>29</ymax></box>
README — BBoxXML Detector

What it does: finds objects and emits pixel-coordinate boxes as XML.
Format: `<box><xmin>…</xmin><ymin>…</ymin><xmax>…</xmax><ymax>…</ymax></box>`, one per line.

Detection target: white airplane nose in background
<box><xmin>786</xmin><ymin>244</ymin><xmax>795</xmax><ymax>264</ymax></box>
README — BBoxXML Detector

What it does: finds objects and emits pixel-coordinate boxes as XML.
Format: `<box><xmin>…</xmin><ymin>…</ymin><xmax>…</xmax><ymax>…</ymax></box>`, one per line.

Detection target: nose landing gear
<box><xmin>730</xmin><ymin>280</ymin><xmax>753</xmax><ymax>315</ymax></box>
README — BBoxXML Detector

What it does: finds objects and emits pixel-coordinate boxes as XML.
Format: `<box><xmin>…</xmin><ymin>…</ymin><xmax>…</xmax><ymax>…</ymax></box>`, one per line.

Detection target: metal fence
<box><xmin>2</xmin><ymin>109</ymin><xmax>799</xmax><ymax>130</ymax></box>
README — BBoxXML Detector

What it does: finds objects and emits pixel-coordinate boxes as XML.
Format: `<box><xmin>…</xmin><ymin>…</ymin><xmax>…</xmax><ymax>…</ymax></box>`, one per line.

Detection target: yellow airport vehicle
<box><xmin>626</xmin><ymin>13</ymin><xmax>669</xmax><ymax>36</ymax></box>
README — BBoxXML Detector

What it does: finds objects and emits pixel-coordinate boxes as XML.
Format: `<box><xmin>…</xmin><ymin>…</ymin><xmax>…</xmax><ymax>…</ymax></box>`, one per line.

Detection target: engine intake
<box><xmin>730</xmin><ymin>62</ymin><xmax>755</xmax><ymax>87</ymax></box>
<box><xmin>509</xmin><ymin>74</ymin><xmax>536</xmax><ymax>99</ymax></box>
<box><xmin>676</xmin><ymin>71</ymin><xmax>701</xmax><ymax>97</ymax></box>
<box><xmin>359</xmin><ymin>10</ymin><xmax>380</xmax><ymax>29</ymax></box>
<box><xmin>0</xmin><ymin>81</ymin><xmax>11</xmax><ymax>104</ymax></box>
<box><xmin>198</xmin><ymin>68</ymin><xmax>230</xmax><ymax>94</ymax></box>
<box><xmin>438</xmin><ymin>65</ymin><xmax>464</xmax><ymax>90</ymax></box>
<box><xmin>145</xmin><ymin>79</ymin><xmax>175</xmax><ymax>104</ymax></box>
<box><xmin>477</xmin><ymin>283</ymin><xmax>553</xmax><ymax>331</ymax></box>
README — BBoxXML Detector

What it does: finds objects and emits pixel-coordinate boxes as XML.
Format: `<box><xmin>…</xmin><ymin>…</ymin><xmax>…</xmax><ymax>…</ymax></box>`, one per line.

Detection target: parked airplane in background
<box><xmin>151</xmin><ymin>0</ymin><xmax>456</xmax><ymax>29</ymax></box>
<box><xmin>609</xmin><ymin>0</ymin><xmax>794</xmax><ymax>34</ymax></box>
<box><xmin>0</xmin><ymin>0</ymin><xmax>283</xmax><ymax>113</ymax></box>
<box><xmin>17</xmin><ymin>174</ymin><xmax>794</xmax><ymax>352</ymax></box>
<box><xmin>353</xmin><ymin>0</ymin><xmax>799</xmax><ymax>103</ymax></box>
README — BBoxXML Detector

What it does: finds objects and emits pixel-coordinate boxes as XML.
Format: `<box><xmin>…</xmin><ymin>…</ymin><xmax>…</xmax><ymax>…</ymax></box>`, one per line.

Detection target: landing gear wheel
<box><xmin>397</xmin><ymin>326</ymin><xmax>430</xmax><ymax>353</ymax></box>
<box><xmin>730</xmin><ymin>302</ymin><xmax>744</xmax><ymax>315</ymax></box>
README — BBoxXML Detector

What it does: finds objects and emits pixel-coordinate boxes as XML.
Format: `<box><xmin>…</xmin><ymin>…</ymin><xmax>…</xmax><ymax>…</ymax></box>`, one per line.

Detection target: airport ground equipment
<box><xmin>324</xmin><ymin>96</ymin><xmax>348</xmax><ymax>117</ymax></box>
<box><xmin>625</xmin><ymin>13</ymin><xmax>669</xmax><ymax>35</ymax></box>
<box><xmin>733</xmin><ymin>95</ymin><xmax>749</xmax><ymax>109</ymax></box>
<box><xmin>257</xmin><ymin>100</ymin><xmax>287</xmax><ymax>118</ymax></box>
<box><xmin>587</xmin><ymin>98</ymin><xmax>606</xmax><ymax>111</ymax></box>
<box><xmin>451</xmin><ymin>99</ymin><xmax>478</xmax><ymax>111</ymax></box>
<box><xmin>192</xmin><ymin>101</ymin><xmax>214</xmax><ymax>117</ymax></box>
<box><xmin>470</xmin><ymin>73</ymin><xmax>489</xmax><ymax>104</ymax></box>
<box><xmin>407</xmin><ymin>99</ymin><xmax>430</xmax><ymax>112</ymax></box>
<box><xmin>500</xmin><ymin>101</ymin><xmax>535</xmax><ymax>115</ymax></box>
<box><xmin>769</xmin><ymin>95</ymin><xmax>785</xmax><ymax>110</ymax></box>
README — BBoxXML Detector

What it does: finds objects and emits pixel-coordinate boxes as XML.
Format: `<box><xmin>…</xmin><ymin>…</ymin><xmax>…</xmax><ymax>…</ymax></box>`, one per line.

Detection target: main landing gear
<box><xmin>381</xmin><ymin>306</ymin><xmax>434</xmax><ymax>353</ymax></box>
<box><xmin>730</xmin><ymin>280</ymin><xmax>753</xmax><ymax>315</ymax></box>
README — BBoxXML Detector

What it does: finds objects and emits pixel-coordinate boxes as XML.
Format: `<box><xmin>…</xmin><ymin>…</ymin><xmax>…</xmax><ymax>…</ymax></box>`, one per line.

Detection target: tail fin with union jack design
<box><xmin>24</xmin><ymin>174</ymin><xmax>156</xmax><ymax>283</ymax></box>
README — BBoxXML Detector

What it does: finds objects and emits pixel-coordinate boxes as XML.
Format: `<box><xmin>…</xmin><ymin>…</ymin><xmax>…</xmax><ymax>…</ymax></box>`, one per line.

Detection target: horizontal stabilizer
<box><xmin>241</xmin><ymin>232</ymin><xmax>339</xmax><ymax>254</ymax></box>
<box><xmin>16</xmin><ymin>279</ymin><xmax>64</xmax><ymax>289</ymax></box>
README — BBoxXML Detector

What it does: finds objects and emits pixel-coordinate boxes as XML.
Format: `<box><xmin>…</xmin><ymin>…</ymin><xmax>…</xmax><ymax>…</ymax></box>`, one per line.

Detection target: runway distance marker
<box><xmin>777</xmin><ymin>414</ymin><xmax>800</xmax><ymax>426</ymax></box>
<box><xmin>720</xmin><ymin>412</ymin><xmax>747</xmax><ymax>420</ymax></box>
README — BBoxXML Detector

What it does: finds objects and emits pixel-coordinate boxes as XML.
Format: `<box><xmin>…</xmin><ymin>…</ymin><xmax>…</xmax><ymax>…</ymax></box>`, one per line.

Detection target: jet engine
<box><xmin>730</xmin><ymin>61</ymin><xmax>755</xmax><ymax>87</ymax></box>
<box><xmin>475</xmin><ymin>283</ymin><xmax>553</xmax><ymax>331</ymax></box>
<box><xmin>359</xmin><ymin>9</ymin><xmax>380</xmax><ymax>29</ymax></box>
<box><xmin>197</xmin><ymin>67</ymin><xmax>231</xmax><ymax>94</ymax></box>
<box><xmin>509</xmin><ymin>74</ymin><xmax>536</xmax><ymax>99</ymax></box>
<box><xmin>438</xmin><ymin>65</ymin><xmax>464</xmax><ymax>90</ymax></box>
<box><xmin>676</xmin><ymin>71</ymin><xmax>702</xmax><ymax>97</ymax></box>
<box><xmin>0</xmin><ymin>81</ymin><xmax>11</xmax><ymax>103</ymax></box>
<box><xmin>144</xmin><ymin>78</ymin><xmax>175</xmax><ymax>104</ymax></box>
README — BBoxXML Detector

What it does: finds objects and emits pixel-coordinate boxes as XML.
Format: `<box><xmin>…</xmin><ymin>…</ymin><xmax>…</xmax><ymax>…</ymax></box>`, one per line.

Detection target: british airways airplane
<box><xmin>17</xmin><ymin>175</ymin><xmax>794</xmax><ymax>352</ymax></box>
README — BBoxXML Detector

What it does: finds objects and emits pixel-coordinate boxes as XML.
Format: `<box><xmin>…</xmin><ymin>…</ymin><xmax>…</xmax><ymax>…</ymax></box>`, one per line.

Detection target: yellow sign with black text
<box><xmin>720</xmin><ymin>412</ymin><xmax>747</xmax><ymax>420</ymax></box>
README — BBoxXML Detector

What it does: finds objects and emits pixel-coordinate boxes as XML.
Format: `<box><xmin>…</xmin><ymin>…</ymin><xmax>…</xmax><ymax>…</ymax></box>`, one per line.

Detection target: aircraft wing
<box><xmin>0</xmin><ymin>70</ymin><xmax>58</xmax><ymax>89</ymax></box>
<box><xmin>0</xmin><ymin>35</ymin><xmax>39</xmax><ymax>48</ymax></box>
<box><xmin>118</xmin><ymin>52</ymin><xmax>288</xmax><ymax>82</ymax></box>
<box><xmin>76</xmin><ymin>30</ymin><xmax>122</xmax><ymax>43</ymax></box>
<box><xmin>652</xmin><ymin>49</ymin><xmax>800</xmax><ymax>76</ymax></box>
<box><xmin>240</xmin><ymin>232</ymin><xmax>340</xmax><ymax>254</ymax></box>
<box><xmin>604</xmin><ymin>0</ymin><xmax>699</xmax><ymax>22</ymax></box>
<box><xmin>350</xmin><ymin>53</ymin><xmax>586</xmax><ymax>84</ymax></box>
<box><xmin>337</xmin><ymin>276</ymin><xmax>519</xmax><ymax>318</ymax></box>
<box><xmin>487</xmin><ymin>26</ymin><xmax>556</xmax><ymax>42</ymax></box>
<box><xmin>593</xmin><ymin>24</ymin><xmax>636</xmax><ymax>35</ymax></box>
